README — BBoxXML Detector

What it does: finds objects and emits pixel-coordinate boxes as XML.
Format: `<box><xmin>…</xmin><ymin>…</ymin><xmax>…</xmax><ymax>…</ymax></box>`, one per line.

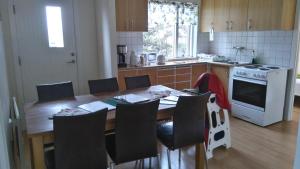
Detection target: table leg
<box><xmin>31</xmin><ymin>136</ymin><xmax>46</xmax><ymax>169</ymax></box>
<box><xmin>195</xmin><ymin>143</ymin><xmax>205</xmax><ymax>169</ymax></box>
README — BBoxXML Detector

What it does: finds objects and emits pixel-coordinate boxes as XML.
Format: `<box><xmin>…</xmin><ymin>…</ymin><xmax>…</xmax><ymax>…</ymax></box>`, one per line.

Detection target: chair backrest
<box><xmin>88</xmin><ymin>77</ymin><xmax>119</xmax><ymax>94</ymax></box>
<box><xmin>173</xmin><ymin>93</ymin><xmax>211</xmax><ymax>149</ymax></box>
<box><xmin>53</xmin><ymin>109</ymin><xmax>108</xmax><ymax>169</ymax></box>
<box><xmin>114</xmin><ymin>100</ymin><xmax>160</xmax><ymax>164</ymax></box>
<box><xmin>36</xmin><ymin>81</ymin><xmax>74</xmax><ymax>102</ymax></box>
<box><xmin>125</xmin><ymin>75</ymin><xmax>151</xmax><ymax>90</ymax></box>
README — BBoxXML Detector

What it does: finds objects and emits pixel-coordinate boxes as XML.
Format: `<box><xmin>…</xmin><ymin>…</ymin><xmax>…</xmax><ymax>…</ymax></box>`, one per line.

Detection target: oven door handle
<box><xmin>233</xmin><ymin>76</ymin><xmax>267</xmax><ymax>85</ymax></box>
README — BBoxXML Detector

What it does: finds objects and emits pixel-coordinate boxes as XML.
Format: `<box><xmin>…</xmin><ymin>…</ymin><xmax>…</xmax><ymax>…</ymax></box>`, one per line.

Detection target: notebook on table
<box><xmin>114</xmin><ymin>94</ymin><xmax>150</xmax><ymax>104</ymax></box>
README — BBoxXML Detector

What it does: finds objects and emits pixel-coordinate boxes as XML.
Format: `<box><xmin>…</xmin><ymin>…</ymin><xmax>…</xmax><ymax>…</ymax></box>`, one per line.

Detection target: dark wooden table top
<box><xmin>25</xmin><ymin>85</ymin><xmax>188</xmax><ymax>137</ymax></box>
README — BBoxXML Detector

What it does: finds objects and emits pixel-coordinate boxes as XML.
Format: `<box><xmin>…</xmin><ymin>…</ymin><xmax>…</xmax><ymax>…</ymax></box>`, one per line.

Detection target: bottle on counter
<box><xmin>129</xmin><ymin>51</ymin><xmax>137</xmax><ymax>66</ymax></box>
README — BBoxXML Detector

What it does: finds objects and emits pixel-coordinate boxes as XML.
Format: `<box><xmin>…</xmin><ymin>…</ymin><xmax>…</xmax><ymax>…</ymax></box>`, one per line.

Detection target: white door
<box><xmin>14</xmin><ymin>0</ymin><xmax>78</xmax><ymax>102</ymax></box>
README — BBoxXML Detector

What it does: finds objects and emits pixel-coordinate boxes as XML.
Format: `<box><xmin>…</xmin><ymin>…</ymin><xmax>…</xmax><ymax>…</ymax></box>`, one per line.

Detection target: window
<box><xmin>143</xmin><ymin>1</ymin><xmax>198</xmax><ymax>59</ymax></box>
<box><xmin>45</xmin><ymin>6</ymin><xmax>64</xmax><ymax>48</ymax></box>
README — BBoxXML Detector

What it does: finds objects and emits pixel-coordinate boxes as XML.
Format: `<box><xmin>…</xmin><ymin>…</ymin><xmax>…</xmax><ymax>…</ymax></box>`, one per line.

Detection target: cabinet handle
<box><xmin>230</xmin><ymin>21</ymin><xmax>233</xmax><ymax>30</ymax></box>
<box><xmin>248</xmin><ymin>19</ymin><xmax>252</xmax><ymax>30</ymax></box>
<box><xmin>126</xmin><ymin>19</ymin><xmax>129</xmax><ymax>30</ymax></box>
<box><xmin>131</xmin><ymin>19</ymin><xmax>134</xmax><ymax>31</ymax></box>
<box><xmin>226</xmin><ymin>21</ymin><xmax>229</xmax><ymax>31</ymax></box>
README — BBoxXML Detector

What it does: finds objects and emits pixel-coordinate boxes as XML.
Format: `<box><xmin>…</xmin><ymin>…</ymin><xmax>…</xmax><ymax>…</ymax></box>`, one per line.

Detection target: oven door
<box><xmin>232</xmin><ymin>76</ymin><xmax>267</xmax><ymax>111</ymax></box>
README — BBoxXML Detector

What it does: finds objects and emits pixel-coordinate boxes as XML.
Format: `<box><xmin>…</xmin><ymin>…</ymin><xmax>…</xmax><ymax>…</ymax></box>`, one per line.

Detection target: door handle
<box><xmin>66</xmin><ymin>60</ymin><xmax>76</xmax><ymax>64</ymax></box>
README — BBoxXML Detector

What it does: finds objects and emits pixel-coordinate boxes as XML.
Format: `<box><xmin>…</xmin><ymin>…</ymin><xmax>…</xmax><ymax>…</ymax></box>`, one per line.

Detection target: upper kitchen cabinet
<box><xmin>213</xmin><ymin>0</ymin><xmax>230</xmax><ymax>32</ymax></box>
<box><xmin>116</xmin><ymin>0</ymin><xmax>148</xmax><ymax>32</ymax></box>
<box><xmin>200</xmin><ymin>0</ymin><xmax>296</xmax><ymax>32</ymax></box>
<box><xmin>229</xmin><ymin>0</ymin><xmax>248</xmax><ymax>31</ymax></box>
<box><xmin>247</xmin><ymin>0</ymin><xmax>272</xmax><ymax>31</ymax></box>
<box><xmin>200</xmin><ymin>0</ymin><xmax>214</xmax><ymax>32</ymax></box>
<box><xmin>271</xmin><ymin>0</ymin><xmax>296</xmax><ymax>30</ymax></box>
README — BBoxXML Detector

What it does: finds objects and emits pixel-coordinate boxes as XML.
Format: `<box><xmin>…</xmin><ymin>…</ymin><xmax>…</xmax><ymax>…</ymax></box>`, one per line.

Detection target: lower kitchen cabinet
<box><xmin>210</xmin><ymin>65</ymin><xmax>230</xmax><ymax>95</ymax></box>
<box><xmin>118</xmin><ymin>63</ymin><xmax>227</xmax><ymax>92</ymax></box>
<box><xmin>192</xmin><ymin>64</ymin><xmax>207</xmax><ymax>85</ymax></box>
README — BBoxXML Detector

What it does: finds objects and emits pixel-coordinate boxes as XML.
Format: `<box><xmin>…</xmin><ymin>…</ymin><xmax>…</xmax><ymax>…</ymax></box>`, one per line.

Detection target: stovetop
<box><xmin>242</xmin><ymin>64</ymin><xmax>281</xmax><ymax>71</ymax></box>
<box><xmin>233</xmin><ymin>64</ymin><xmax>286</xmax><ymax>81</ymax></box>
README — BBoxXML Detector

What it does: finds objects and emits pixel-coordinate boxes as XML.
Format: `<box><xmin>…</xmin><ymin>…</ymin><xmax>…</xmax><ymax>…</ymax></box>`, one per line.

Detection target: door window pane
<box><xmin>45</xmin><ymin>6</ymin><xmax>64</xmax><ymax>48</ymax></box>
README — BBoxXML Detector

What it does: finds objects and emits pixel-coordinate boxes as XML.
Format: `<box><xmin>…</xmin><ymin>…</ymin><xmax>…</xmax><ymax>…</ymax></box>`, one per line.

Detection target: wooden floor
<box><xmin>23</xmin><ymin>100</ymin><xmax>300</xmax><ymax>169</ymax></box>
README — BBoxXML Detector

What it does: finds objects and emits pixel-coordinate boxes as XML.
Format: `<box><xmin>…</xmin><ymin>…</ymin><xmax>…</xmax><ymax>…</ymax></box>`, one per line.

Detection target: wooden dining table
<box><xmin>25</xmin><ymin>85</ymin><xmax>205</xmax><ymax>169</ymax></box>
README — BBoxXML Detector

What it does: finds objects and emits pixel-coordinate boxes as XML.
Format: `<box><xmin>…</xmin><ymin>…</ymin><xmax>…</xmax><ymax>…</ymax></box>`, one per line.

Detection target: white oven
<box><xmin>232</xmin><ymin>76</ymin><xmax>267</xmax><ymax>112</ymax></box>
<box><xmin>229</xmin><ymin>65</ymin><xmax>288</xmax><ymax>126</ymax></box>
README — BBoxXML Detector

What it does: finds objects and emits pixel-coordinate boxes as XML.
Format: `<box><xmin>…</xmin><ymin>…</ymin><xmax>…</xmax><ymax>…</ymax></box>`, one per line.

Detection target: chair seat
<box><xmin>106</xmin><ymin>134</ymin><xmax>117</xmax><ymax>163</ymax></box>
<box><xmin>157</xmin><ymin>122</ymin><xmax>174</xmax><ymax>150</ymax></box>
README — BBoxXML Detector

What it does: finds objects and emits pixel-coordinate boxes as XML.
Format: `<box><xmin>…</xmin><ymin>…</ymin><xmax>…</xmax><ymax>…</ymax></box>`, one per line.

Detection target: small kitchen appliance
<box><xmin>117</xmin><ymin>45</ymin><xmax>127</xmax><ymax>68</ymax></box>
<box><xmin>229</xmin><ymin>64</ymin><xmax>288</xmax><ymax>126</ymax></box>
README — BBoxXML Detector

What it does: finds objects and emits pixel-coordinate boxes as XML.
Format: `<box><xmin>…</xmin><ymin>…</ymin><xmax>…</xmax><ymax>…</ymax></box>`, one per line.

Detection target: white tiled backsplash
<box><xmin>198</xmin><ymin>31</ymin><xmax>294</xmax><ymax>67</ymax></box>
<box><xmin>117</xmin><ymin>31</ymin><xmax>294</xmax><ymax>67</ymax></box>
<box><xmin>116</xmin><ymin>32</ymin><xmax>144</xmax><ymax>55</ymax></box>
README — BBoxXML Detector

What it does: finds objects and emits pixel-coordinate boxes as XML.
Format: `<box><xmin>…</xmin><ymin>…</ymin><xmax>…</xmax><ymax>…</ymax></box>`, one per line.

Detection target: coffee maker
<box><xmin>117</xmin><ymin>45</ymin><xmax>127</xmax><ymax>68</ymax></box>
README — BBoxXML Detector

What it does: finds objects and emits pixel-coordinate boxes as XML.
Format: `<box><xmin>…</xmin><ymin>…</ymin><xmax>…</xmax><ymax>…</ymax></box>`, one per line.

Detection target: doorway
<box><xmin>14</xmin><ymin>0</ymin><xmax>78</xmax><ymax>102</ymax></box>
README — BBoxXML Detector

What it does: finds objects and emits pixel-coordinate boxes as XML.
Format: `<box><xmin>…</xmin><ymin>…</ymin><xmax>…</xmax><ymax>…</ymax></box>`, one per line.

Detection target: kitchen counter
<box><xmin>118</xmin><ymin>60</ymin><xmax>249</xmax><ymax>70</ymax></box>
<box><xmin>117</xmin><ymin>60</ymin><xmax>250</xmax><ymax>92</ymax></box>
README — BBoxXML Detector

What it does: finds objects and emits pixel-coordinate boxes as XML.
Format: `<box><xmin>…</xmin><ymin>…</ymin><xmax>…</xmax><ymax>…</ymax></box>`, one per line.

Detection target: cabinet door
<box><xmin>130</xmin><ymin>0</ymin><xmax>148</xmax><ymax>32</ymax></box>
<box><xmin>211</xmin><ymin>65</ymin><xmax>229</xmax><ymax>95</ymax></box>
<box><xmin>118</xmin><ymin>69</ymin><xmax>138</xmax><ymax>91</ymax></box>
<box><xmin>116</xmin><ymin>0</ymin><xmax>130</xmax><ymax>31</ymax></box>
<box><xmin>280</xmin><ymin>0</ymin><xmax>296</xmax><ymax>30</ymax></box>
<box><xmin>248</xmin><ymin>0</ymin><xmax>272</xmax><ymax>31</ymax></box>
<box><xmin>213</xmin><ymin>0</ymin><xmax>230</xmax><ymax>32</ymax></box>
<box><xmin>137</xmin><ymin>68</ymin><xmax>157</xmax><ymax>85</ymax></box>
<box><xmin>200</xmin><ymin>0</ymin><xmax>214</xmax><ymax>32</ymax></box>
<box><xmin>192</xmin><ymin>64</ymin><xmax>207</xmax><ymax>85</ymax></box>
<box><xmin>271</xmin><ymin>0</ymin><xmax>283</xmax><ymax>30</ymax></box>
<box><xmin>229</xmin><ymin>0</ymin><xmax>248</xmax><ymax>31</ymax></box>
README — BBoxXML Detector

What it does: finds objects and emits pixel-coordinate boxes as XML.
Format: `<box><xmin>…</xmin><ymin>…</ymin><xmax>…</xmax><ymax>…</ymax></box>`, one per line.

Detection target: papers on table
<box><xmin>114</xmin><ymin>94</ymin><xmax>150</xmax><ymax>104</ymax></box>
<box><xmin>160</xmin><ymin>95</ymin><xmax>179</xmax><ymax>105</ymax></box>
<box><xmin>163</xmin><ymin>95</ymin><xmax>179</xmax><ymax>102</ymax></box>
<box><xmin>159</xmin><ymin>99</ymin><xmax>177</xmax><ymax>105</ymax></box>
<box><xmin>78</xmin><ymin>101</ymin><xmax>116</xmax><ymax>112</ymax></box>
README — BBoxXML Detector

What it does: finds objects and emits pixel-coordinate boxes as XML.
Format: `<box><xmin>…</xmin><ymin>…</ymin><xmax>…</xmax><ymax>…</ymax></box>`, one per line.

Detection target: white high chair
<box><xmin>206</xmin><ymin>93</ymin><xmax>231</xmax><ymax>159</ymax></box>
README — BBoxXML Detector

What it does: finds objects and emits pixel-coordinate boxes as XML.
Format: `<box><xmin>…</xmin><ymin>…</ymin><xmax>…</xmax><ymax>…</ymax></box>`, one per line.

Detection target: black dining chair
<box><xmin>125</xmin><ymin>75</ymin><xmax>151</xmax><ymax>90</ymax></box>
<box><xmin>88</xmin><ymin>77</ymin><xmax>119</xmax><ymax>94</ymax></box>
<box><xmin>157</xmin><ymin>93</ymin><xmax>211</xmax><ymax>169</ymax></box>
<box><xmin>106</xmin><ymin>100</ymin><xmax>160</xmax><ymax>169</ymax></box>
<box><xmin>36</xmin><ymin>81</ymin><xmax>75</xmax><ymax>102</ymax></box>
<box><xmin>44</xmin><ymin>109</ymin><xmax>108</xmax><ymax>169</ymax></box>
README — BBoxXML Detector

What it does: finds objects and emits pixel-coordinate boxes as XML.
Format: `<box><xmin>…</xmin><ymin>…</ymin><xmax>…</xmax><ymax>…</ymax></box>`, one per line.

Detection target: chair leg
<box><xmin>167</xmin><ymin>149</ymin><xmax>172</xmax><ymax>169</ymax></box>
<box><xmin>134</xmin><ymin>160</ymin><xmax>139</xmax><ymax>169</ymax></box>
<box><xmin>178</xmin><ymin>149</ymin><xmax>181</xmax><ymax>162</ymax></box>
<box><xmin>149</xmin><ymin>157</ymin><xmax>152</xmax><ymax>169</ymax></box>
<box><xmin>203</xmin><ymin>143</ymin><xmax>209</xmax><ymax>169</ymax></box>
<box><xmin>109</xmin><ymin>162</ymin><xmax>115</xmax><ymax>169</ymax></box>
<box><xmin>142</xmin><ymin>159</ymin><xmax>144</xmax><ymax>169</ymax></box>
<box><xmin>157</xmin><ymin>154</ymin><xmax>161</xmax><ymax>169</ymax></box>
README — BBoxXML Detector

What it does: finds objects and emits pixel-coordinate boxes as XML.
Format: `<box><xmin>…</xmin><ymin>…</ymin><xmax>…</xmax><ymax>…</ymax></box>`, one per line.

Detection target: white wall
<box><xmin>95</xmin><ymin>0</ymin><xmax>118</xmax><ymax>78</ymax></box>
<box><xmin>294</xmin><ymin>120</ymin><xmax>300</xmax><ymax>169</ymax></box>
<box><xmin>0</xmin><ymin>20</ymin><xmax>11</xmax><ymax>169</ymax></box>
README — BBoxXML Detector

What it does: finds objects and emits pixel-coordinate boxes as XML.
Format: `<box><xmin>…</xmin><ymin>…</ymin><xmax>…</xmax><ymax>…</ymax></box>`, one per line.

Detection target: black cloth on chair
<box><xmin>157</xmin><ymin>93</ymin><xmax>211</xmax><ymax>150</ymax></box>
<box><xmin>125</xmin><ymin>75</ymin><xmax>151</xmax><ymax>90</ymax></box>
<box><xmin>36</xmin><ymin>81</ymin><xmax>74</xmax><ymax>102</ymax></box>
<box><xmin>106</xmin><ymin>100</ymin><xmax>160</xmax><ymax>165</ymax></box>
<box><xmin>45</xmin><ymin>109</ymin><xmax>108</xmax><ymax>169</ymax></box>
<box><xmin>88</xmin><ymin>77</ymin><xmax>119</xmax><ymax>94</ymax></box>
